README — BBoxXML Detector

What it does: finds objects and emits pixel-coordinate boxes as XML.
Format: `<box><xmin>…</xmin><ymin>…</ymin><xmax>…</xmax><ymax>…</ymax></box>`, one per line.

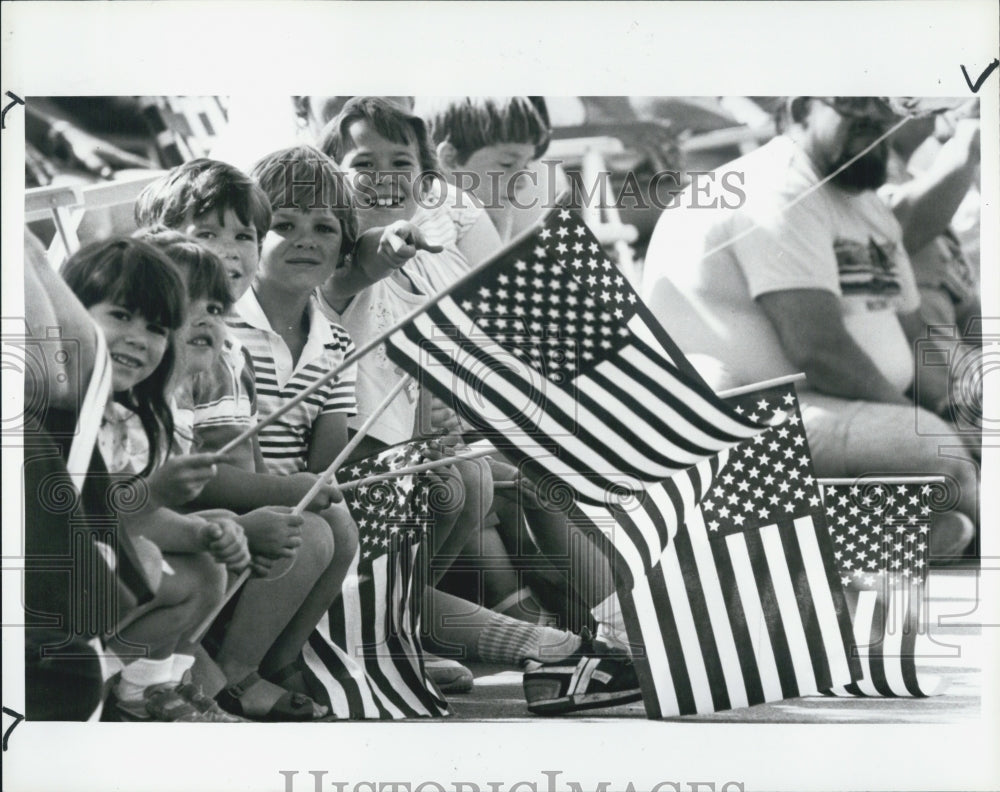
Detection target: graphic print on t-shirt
<box><xmin>834</xmin><ymin>236</ymin><xmax>903</xmax><ymax>309</ymax></box>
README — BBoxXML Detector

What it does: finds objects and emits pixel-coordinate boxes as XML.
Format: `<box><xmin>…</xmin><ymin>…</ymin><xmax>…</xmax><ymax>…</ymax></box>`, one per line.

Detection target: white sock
<box><xmin>476</xmin><ymin>612</ymin><xmax>581</xmax><ymax>664</ymax></box>
<box><xmin>115</xmin><ymin>656</ymin><xmax>175</xmax><ymax>701</ymax></box>
<box><xmin>170</xmin><ymin>654</ymin><xmax>196</xmax><ymax>684</ymax></box>
<box><xmin>591</xmin><ymin>592</ymin><xmax>632</xmax><ymax>655</ymax></box>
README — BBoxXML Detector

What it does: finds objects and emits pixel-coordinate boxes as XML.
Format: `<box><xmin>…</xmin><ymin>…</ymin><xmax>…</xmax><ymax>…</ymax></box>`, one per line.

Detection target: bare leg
<box><xmin>259</xmin><ymin>502</ymin><xmax>358</xmax><ymax>677</ymax></box>
<box><xmin>214</xmin><ymin>512</ymin><xmax>334</xmax><ymax>715</ymax></box>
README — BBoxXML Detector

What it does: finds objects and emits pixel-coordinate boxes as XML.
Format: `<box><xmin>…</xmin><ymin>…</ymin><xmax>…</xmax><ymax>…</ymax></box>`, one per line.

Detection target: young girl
<box><xmin>138</xmin><ymin>227</ymin><xmax>336</xmax><ymax>720</ymax></box>
<box><xmin>60</xmin><ymin>237</ymin><xmax>251</xmax><ymax>722</ymax></box>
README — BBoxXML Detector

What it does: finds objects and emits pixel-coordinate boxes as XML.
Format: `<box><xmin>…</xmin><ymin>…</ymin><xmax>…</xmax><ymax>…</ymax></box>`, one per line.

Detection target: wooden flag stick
<box><xmin>189</xmin><ymin>568</ymin><xmax>251</xmax><ymax>645</ymax></box>
<box><xmin>717</xmin><ymin>373</ymin><xmax>807</xmax><ymax>399</ymax></box>
<box><xmin>339</xmin><ymin>445</ymin><xmax>495</xmax><ymax>492</ymax></box>
<box><xmin>817</xmin><ymin>476</ymin><xmax>948</xmax><ymax>486</ymax></box>
<box><xmin>290</xmin><ymin>375</ymin><xmax>413</xmax><ymax>517</ymax></box>
<box><xmin>213</xmin><ymin>201</ymin><xmax>566</xmax><ymax>459</ymax></box>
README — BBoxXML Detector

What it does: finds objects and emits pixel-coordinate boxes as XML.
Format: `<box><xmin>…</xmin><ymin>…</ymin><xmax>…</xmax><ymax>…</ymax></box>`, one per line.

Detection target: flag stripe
<box><xmin>745</xmin><ymin>527</ymin><xmax>801</xmax><ymax>698</ymax></box>
<box><xmin>671</xmin><ymin>526</ymin><xmax>732</xmax><ymax>712</ymax></box>
<box><xmin>394</xmin><ymin>320</ymin><xmax>618</xmax><ymax>503</ymax></box>
<box><xmin>645</xmin><ymin>563</ymin><xmax>698</xmax><ymax>715</ymax></box>
<box><xmin>726</xmin><ymin>532</ymin><xmax>785</xmax><ymax>702</ymax></box>
<box><xmin>686</xmin><ymin>509</ymin><xmax>750</xmax><ymax>710</ymax></box>
<box><xmin>762</xmin><ymin>523</ymin><xmax>818</xmax><ymax>694</ymax></box>
<box><xmin>620</xmin><ymin>583</ymin><xmax>675</xmax><ymax>718</ymax></box>
<box><xmin>659</xmin><ymin>539</ymin><xmax>715</xmax><ymax>713</ymax></box>
<box><xmin>793</xmin><ymin>515</ymin><xmax>856</xmax><ymax>687</ymax></box>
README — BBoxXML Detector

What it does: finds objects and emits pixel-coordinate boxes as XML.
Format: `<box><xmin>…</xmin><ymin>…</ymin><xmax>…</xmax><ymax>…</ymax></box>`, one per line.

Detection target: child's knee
<box><xmin>300</xmin><ymin>512</ymin><xmax>336</xmax><ymax>568</ymax></box>
<box><xmin>427</xmin><ymin>467</ymin><xmax>467</xmax><ymax>517</ymax></box>
<box><xmin>322</xmin><ymin>502</ymin><xmax>359</xmax><ymax>562</ymax></box>
<box><xmin>165</xmin><ymin>552</ymin><xmax>227</xmax><ymax>609</ymax></box>
<box><xmin>457</xmin><ymin>457</ymin><xmax>494</xmax><ymax>520</ymax></box>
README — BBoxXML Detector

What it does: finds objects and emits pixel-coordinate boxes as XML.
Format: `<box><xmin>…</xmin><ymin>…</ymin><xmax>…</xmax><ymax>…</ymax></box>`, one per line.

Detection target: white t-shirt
<box><xmin>641</xmin><ymin>135</ymin><xmax>920</xmax><ymax>394</ymax></box>
<box><xmin>403</xmin><ymin>181</ymin><xmax>481</xmax><ymax>293</ymax></box>
<box><xmin>315</xmin><ymin>275</ymin><xmax>426</xmax><ymax>446</ymax></box>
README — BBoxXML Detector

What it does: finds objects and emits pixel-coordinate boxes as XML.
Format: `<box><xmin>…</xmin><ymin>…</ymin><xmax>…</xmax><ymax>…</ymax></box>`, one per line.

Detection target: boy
<box><xmin>414</xmin><ymin>96</ymin><xmax>557</xmax><ymax>243</ymax></box>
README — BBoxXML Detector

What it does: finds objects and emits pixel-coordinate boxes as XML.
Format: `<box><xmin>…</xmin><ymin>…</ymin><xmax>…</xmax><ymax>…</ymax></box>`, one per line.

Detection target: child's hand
<box><xmin>422</xmin><ymin>395</ymin><xmax>466</xmax><ymax>447</ymax></box>
<box><xmin>239</xmin><ymin>507</ymin><xmax>304</xmax><ymax>559</ymax></box>
<box><xmin>197</xmin><ymin>515</ymin><xmax>251</xmax><ymax>574</ymax></box>
<box><xmin>378</xmin><ymin>221</ymin><xmax>444</xmax><ymax>268</ymax></box>
<box><xmin>287</xmin><ymin>471</ymin><xmax>344</xmax><ymax>511</ymax></box>
<box><xmin>146</xmin><ymin>453</ymin><xmax>219</xmax><ymax>508</ymax></box>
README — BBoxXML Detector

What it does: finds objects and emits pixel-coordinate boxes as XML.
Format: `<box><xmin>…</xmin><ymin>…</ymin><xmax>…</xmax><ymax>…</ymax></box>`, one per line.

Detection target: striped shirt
<box><xmin>229</xmin><ymin>290</ymin><xmax>358</xmax><ymax>475</ymax></box>
<box><xmin>175</xmin><ymin>334</ymin><xmax>260</xmax><ymax>472</ymax></box>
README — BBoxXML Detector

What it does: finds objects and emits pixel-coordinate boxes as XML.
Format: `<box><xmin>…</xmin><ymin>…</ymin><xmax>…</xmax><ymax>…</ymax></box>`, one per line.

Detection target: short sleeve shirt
<box><xmin>642</xmin><ymin>135</ymin><xmax>920</xmax><ymax>393</ymax></box>
<box><xmin>229</xmin><ymin>290</ymin><xmax>358</xmax><ymax>475</ymax></box>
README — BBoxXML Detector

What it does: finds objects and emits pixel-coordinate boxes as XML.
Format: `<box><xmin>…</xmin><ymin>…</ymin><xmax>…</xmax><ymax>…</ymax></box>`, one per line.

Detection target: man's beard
<box><xmin>828</xmin><ymin>141</ymin><xmax>889</xmax><ymax>191</ymax></box>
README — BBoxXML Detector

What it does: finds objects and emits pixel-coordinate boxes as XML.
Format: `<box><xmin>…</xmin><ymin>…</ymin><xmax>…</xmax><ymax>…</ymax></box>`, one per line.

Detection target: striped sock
<box><xmin>476</xmin><ymin>612</ymin><xmax>581</xmax><ymax>665</ymax></box>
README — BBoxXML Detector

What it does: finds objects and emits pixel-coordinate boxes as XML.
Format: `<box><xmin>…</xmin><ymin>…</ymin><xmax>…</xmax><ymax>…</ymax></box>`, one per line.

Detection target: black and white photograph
<box><xmin>2</xmin><ymin>3</ymin><xmax>998</xmax><ymax>791</ymax></box>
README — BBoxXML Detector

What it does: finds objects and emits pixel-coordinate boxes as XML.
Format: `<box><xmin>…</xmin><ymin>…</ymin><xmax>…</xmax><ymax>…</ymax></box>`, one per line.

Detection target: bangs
<box><xmin>250</xmin><ymin>146</ymin><xmax>359</xmax><ymax>254</ymax></box>
<box><xmin>134</xmin><ymin>158</ymin><xmax>273</xmax><ymax>241</ymax></box>
<box><xmin>135</xmin><ymin>228</ymin><xmax>233</xmax><ymax>310</ymax></box>
<box><xmin>62</xmin><ymin>238</ymin><xmax>186</xmax><ymax>330</ymax></box>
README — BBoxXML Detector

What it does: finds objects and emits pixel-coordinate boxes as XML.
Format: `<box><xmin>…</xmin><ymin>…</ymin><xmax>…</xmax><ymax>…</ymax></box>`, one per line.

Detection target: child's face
<box><xmin>179</xmin><ymin>294</ymin><xmax>228</xmax><ymax>376</ymax></box>
<box><xmin>88</xmin><ymin>302</ymin><xmax>170</xmax><ymax>392</ymax></box>
<box><xmin>338</xmin><ymin>119</ymin><xmax>422</xmax><ymax>229</ymax></box>
<box><xmin>258</xmin><ymin>208</ymin><xmax>343</xmax><ymax>293</ymax></box>
<box><xmin>457</xmin><ymin>143</ymin><xmax>536</xmax><ymax>209</ymax></box>
<box><xmin>181</xmin><ymin>208</ymin><xmax>260</xmax><ymax>301</ymax></box>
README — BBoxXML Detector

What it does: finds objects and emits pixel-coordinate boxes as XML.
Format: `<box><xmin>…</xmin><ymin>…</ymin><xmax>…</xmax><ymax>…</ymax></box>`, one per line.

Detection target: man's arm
<box><xmin>756</xmin><ymin>288</ymin><xmax>910</xmax><ymax>404</ymax></box>
<box><xmin>886</xmin><ymin>119</ymin><xmax>980</xmax><ymax>254</ymax></box>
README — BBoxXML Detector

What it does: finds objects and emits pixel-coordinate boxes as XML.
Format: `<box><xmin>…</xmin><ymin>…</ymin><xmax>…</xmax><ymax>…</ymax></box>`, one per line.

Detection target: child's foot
<box><xmin>216</xmin><ymin>671</ymin><xmax>329</xmax><ymax>721</ymax></box>
<box><xmin>112</xmin><ymin>682</ymin><xmax>244</xmax><ymax>723</ymax></box>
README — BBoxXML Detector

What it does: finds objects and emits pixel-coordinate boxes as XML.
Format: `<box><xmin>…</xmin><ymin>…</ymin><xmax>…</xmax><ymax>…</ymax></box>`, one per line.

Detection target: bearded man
<box><xmin>641</xmin><ymin>97</ymin><xmax>976</xmax><ymax>557</ymax></box>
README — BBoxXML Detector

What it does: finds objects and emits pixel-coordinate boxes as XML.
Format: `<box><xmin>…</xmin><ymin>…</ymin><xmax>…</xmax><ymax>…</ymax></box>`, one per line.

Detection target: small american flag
<box><xmin>819</xmin><ymin>480</ymin><xmax>943</xmax><ymax>698</ymax></box>
<box><xmin>612</xmin><ymin>384</ymin><xmax>860</xmax><ymax>718</ymax></box>
<box><xmin>385</xmin><ymin>209</ymin><xmax>763</xmax><ymax>506</ymax></box>
<box><xmin>302</xmin><ymin>442</ymin><xmax>451</xmax><ymax>718</ymax></box>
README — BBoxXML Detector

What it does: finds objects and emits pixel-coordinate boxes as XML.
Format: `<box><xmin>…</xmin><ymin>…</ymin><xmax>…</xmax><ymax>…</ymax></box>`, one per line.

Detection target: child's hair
<box><xmin>415</xmin><ymin>96</ymin><xmax>552</xmax><ymax>163</ymax></box>
<box><xmin>132</xmin><ymin>227</ymin><xmax>234</xmax><ymax>312</ymax></box>
<box><xmin>317</xmin><ymin>96</ymin><xmax>439</xmax><ymax>177</ymax></box>
<box><xmin>249</xmin><ymin>145</ymin><xmax>359</xmax><ymax>264</ymax></box>
<box><xmin>134</xmin><ymin>158</ymin><xmax>273</xmax><ymax>243</ymax></box>
<box><xmin>60</xmin><ymin>237</ymin><xmax>186</xmax><ymax>477</ymax></box>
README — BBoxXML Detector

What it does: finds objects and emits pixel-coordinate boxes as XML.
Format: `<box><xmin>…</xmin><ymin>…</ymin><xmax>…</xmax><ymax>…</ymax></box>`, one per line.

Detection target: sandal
<box><xmin>216</xmin><ymin>671</ymin><xmax>329</xmax><ymax>722</ymax></box>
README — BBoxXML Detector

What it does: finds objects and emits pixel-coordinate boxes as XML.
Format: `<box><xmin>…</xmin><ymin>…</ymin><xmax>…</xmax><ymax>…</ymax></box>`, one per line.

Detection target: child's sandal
<box><xmin>216</xmin><ymin>671</ymin><xmax>329</xmax><ymax>721</ymax></box>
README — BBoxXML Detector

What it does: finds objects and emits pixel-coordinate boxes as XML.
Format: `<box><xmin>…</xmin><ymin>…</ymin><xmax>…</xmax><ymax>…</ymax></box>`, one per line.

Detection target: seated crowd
<box><xmin>23</xmin><ymin>95</ymin><xmax>982</xmax><ymax>721</ymax></box>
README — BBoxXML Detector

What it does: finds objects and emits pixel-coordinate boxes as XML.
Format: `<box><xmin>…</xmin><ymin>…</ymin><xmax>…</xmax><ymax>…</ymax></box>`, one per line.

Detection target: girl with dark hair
<box><xmin>60</xmin><ymin>236</ymin><xmax>252</xmax><ymax>722</ymax></box>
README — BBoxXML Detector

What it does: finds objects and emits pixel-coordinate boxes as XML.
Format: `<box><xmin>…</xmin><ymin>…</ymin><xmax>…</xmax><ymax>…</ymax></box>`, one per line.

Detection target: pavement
<box><xmin>447</xmin><ymin>569</ymin><xmax>983</xmax><ymax>723</ymax></box>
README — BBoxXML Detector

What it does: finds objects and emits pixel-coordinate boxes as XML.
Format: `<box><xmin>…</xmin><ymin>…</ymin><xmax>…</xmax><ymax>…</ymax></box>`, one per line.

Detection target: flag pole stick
<box><xmin>817</xmin><ymin>476</ymin><xmax>948</xmax><ymax>486</ymax></box>
<box><xmin>188</xmin><ymin>568</ymin><xmax>252</xmax><ymax>645</ymax></box>
<box><xmin>339</xmin><ymin>445</ymin><xmax>495</xmax><ymax>492</ymax></box>
<box><xmin>213</xmin><ymin>202</ymin><xmax>566</xmax><ymax>459</ymax></box>
<box><xmin>290</xmin><ymin>375</ymin><xmax>413</xmax><ymax>516</ymax></box>
<box><xmin>717</xmin><ymin>373</ymin><xmax>807</xmax><ymax>399</ymax></box>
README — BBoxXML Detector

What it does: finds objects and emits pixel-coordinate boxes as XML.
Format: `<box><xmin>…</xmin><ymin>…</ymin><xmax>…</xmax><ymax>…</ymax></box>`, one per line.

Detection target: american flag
<box><xmin>301</xmin><ymin>441</ymin><xmax>451</xmax><ymax>718</ymax></box>
<box><xmin>385</xmin><ymin>209</ymin><xmax>763</xmax><ymax>506</ymax></box>
<box><xmin>607</xmin><ymin>384</ymin><xmax>860</xmax><ymax>718</ymax></box>
<box><xmin>818</xmin><ymin>480</ymin><xmax>942</xmax><ymax>698</ymax></box>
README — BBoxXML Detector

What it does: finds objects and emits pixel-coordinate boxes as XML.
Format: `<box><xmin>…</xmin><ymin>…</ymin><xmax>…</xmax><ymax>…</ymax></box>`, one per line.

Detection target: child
<box><xmin>135</xmin><ymin>228</ymin><xmax>338</xmax><ymax>720</ymax></box>
<box><xmin>415</xmin><ymin>96</ymin><xmax>562</xmax><ymax>244</ymax></box>
<box><xmin>317</xmin><ymin>95</ymin><xmax>502</xmax><ymax>299</ymax></box>
<box><xmin>60</xmin><ymin>237</ymin><xmax>251</xmax><ymax>722</ymax></box>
